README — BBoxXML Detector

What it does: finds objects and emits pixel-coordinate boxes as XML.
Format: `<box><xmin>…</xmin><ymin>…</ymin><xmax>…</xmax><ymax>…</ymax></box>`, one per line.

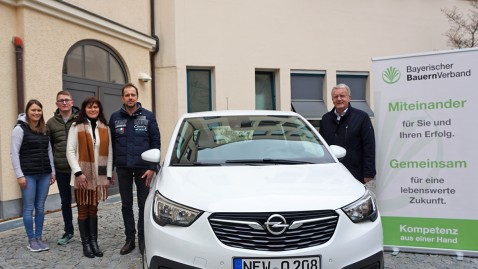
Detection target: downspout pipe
<box><xmin>150</xmin><ymin>0</ymin><xmax>160</xmax><ymax>114</ymax></box>
<box><xmin>13</xmin><ymin>36</ymin><xmax>25</xmax><ymax>114</ymax></box>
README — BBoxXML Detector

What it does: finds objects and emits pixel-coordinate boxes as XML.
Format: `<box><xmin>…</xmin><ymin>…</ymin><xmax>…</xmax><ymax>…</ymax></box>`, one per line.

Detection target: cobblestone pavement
<box><xmin>384</xmin><ymin>252</ymin><xmax>478</xmax><ymax>269</ymax></box>
<box><xmin>0</xmin><ymin>195</ymin><xmax>141</xmax><ymax>269</ymax></box>
<box><xmin>0</xmin><ymin>195</ymin><xmax>477</xmax><ymax>269</ymax></box>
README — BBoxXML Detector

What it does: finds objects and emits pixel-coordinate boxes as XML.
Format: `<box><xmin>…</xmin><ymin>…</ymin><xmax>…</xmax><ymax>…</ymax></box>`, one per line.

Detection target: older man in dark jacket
<box><xmin>319</xmin><ymin>84</ymin><xmax>375</xmax><ymax>183</ymax></box>
<box><xmin>109</xmin><ymin>83</ymin><xmax>160</xmax><ymax>255</ymax></box>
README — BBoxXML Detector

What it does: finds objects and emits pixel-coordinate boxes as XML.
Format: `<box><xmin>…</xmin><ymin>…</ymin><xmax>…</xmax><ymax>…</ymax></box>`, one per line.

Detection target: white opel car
<box><xmin>141</xmin><ymin>110</ymin><xmax>383</xmax><ymax>269</ymax></box>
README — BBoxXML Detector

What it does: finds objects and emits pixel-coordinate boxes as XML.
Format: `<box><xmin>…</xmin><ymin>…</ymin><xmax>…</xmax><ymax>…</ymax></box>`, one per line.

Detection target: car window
<box><xmin>170</xmin><ymin>115</ymin><xmax>335</xmax><ymax>165</ymax></box>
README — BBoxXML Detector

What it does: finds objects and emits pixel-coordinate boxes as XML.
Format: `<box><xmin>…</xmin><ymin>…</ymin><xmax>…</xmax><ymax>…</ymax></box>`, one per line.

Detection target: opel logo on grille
<box><xmin>264</xmin><ymin>214</ymin><xmax>289</xmax><ymax>235</ymax></box>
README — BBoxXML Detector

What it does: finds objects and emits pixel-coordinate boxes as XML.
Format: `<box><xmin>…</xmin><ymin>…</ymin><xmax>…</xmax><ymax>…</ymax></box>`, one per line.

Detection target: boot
<box><xmin>88</xmin><ymin>216</ymin><xmax>103</xmax><ymax>257</ymax></box>
<box><xmin>78</xmin><ymin>219</ymin><xmax>95</xmax><ymax>258</ymax></box>
<box><xmin>120</xmin><ymin>238</ymin><xmax>135</xmax><ymax>255</ymax></box>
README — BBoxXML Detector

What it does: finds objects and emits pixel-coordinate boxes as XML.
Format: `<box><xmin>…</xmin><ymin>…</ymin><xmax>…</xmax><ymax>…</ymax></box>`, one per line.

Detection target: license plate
<box><xmin>233</xmin><ymin>256</ymin><xmax>321</xmax><ymax>269</ymax></box>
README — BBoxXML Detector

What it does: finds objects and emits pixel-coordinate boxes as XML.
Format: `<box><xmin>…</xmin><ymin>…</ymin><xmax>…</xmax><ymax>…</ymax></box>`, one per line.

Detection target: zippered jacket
<box><xmin>319</xmin><ymin>104</ymin><xmax>375</xmax><ymax>182</ymax></box>
<box><xmin>109</xmin><ymin>102</ymin><xmax>160</xmax><ymax>170</ymax></box>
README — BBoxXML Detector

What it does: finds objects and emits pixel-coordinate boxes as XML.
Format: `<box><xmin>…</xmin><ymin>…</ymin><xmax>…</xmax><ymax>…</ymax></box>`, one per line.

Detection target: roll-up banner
<box><xmin>372</xmin><ymin>48</ymin><xmax>478</xmax><ymax>256</ymax></box>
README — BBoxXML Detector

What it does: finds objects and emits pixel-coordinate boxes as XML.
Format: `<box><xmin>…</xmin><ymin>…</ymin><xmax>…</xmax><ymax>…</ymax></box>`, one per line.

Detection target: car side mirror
<box><xmin>329</xmin><ymin>145</ymin><xmax>346</xmax><ymax>159</ymax></box>
<box><xmin>141</xmin><ymin>149</ymin><xmax>161</xmax><ymax>164</ymax></box>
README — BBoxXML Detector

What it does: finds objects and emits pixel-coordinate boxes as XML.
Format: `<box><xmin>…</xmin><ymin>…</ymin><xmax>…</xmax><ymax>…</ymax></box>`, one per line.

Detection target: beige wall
<box><xmin>0</xmin><ymin>4</ymin><xmax>21</xmax><ymax>205</ymax></box>
<box><xmin>19</xmin><ymin>8</ymin><xmax>153</xmax><ymax>111</ymax></box>
<box><xmin>65</xmin><ymin>0</ymin><xmax>151</xmax><ymax>34</ymax></box>
<box><xmin>0</xmin><ymin>2</ymin><xmax>153</xmax><ymax>211</ymax></box>
<box><xmin>155</xmin><ymin>0</ymin><xmax>471</xmax><ymax>156</ymax></box>
<box><xmin>156</xmin><ymin>0</ymin><xmax>179</xmax><ymax>152</ymax></box>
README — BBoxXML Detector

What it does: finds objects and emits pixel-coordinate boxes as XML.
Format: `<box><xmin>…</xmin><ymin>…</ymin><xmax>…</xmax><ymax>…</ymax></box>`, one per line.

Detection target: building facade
<box><xmin>0</xmin><ymin>0</ymin><xmax>470</xmax><ymax>219</ymax></box>
<box><xmin>0</xmin><ymin>0</ymin><xmax>156</xmax><ymax>218</ymax></box>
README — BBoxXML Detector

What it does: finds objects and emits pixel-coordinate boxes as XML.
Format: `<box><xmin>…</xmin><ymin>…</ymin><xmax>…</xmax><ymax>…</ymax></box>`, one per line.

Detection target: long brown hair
<box><xmin>75</xmin><ymin>96</ymin><xmax>108</xmax><ymax>125</ymax></box>
<box><xmin>25</xmin><ymin>99</ymin><xmax>48</xmax><ymax>134</ymax></box>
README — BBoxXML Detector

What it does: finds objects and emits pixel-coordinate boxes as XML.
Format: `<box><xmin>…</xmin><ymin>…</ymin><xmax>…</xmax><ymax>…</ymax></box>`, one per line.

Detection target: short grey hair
<box><xmin>331</xmin><ymin>83</ymin><xmax>351</xmax><ymax>97</ymax></box>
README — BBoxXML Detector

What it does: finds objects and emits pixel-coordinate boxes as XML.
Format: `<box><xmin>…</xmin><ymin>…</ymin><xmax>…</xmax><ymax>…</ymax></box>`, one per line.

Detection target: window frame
<box><xmin>290</xmin><ymin>70</ymin><xmax>327</xmax><ymax>120</ymax></box>
<box><xmin>336</xmin><ymin>72</ymin><xmax>374</xmax><ymax>117</ymax></box>
<box><xmin>63</xmin><ymin>39</ymin><xmax>127</xmax><ymax>84</ymax></box>
<box><xmin>255</xmin><ymin>71</ymin><xmax>276</xmax><ymax>110</ymax></box>
<box><xmin>187</xmin><ymin>68</ymin><xmax>213</xmax><ymax>113</ymax></box>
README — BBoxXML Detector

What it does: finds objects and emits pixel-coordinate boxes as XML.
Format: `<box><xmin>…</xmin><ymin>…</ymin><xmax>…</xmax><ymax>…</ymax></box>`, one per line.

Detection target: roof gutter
<box><xmin>12</xmin><ymin>36</ymin><xmax>24</xmax><ymax>114</ymax></box>
<box><xmin>150</xmin><ymin>0</ymin><xmax>160</xmax><ymax>114</ymax></box>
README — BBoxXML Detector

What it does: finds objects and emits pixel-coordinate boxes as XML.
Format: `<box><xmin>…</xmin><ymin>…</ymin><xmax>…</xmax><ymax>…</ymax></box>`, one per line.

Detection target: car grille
<box><xmin>208</xmin><ymin>210</ymin><xmax>339</xmax><ymax>251</ymax></box>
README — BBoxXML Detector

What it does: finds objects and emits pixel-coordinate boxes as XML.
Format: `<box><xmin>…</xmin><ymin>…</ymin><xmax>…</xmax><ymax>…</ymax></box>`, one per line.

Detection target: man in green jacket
<box><xmin>46</xmin><ymin>90</ymin><xmax>79</xmax><ymax>245</ymax></box>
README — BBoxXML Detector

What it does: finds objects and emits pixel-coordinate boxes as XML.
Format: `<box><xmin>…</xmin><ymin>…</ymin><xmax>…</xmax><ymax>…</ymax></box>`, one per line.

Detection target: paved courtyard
<box><xmin>0</xmin><ymin>194</ymin><xmax>477</xmax><ymax>269</ymax></box>
<box><xmin>0</xmin><ymin>195</ymin><xmax>141</xmax><ymax>269</ymax></box>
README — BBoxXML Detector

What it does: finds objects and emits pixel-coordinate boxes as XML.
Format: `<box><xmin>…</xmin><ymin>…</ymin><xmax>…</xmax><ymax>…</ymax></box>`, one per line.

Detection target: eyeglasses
<box><xmin>56</xmin><ymin>99</ymin><xmax>72</xmax><ymax>104</ymax></box>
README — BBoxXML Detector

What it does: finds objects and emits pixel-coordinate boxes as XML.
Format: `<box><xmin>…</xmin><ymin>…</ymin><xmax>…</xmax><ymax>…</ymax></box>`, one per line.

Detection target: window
<box><xmin>187</xmin><ymin>69</ymin><xmax>212</xmax><ymax>113</ymax></box>
<box><xmin>255</xmin><ymin>71</ymin><xmax>275</xmax><ymax>110</ymax></box>
<box><xmin>291</xmin><ymin>71</ymin><xmax>327</xmax><ymax>120</ymax></box>
<box><xmin>336</xmin><ymin>73</ymin><xmax>374</xmax><ymax>117</ymax></box>
<box><xmin>64</xmin><ymin>41</ymin><xmax>126</xmax><ymax>84</ymax></box>
<box><xmin>170</xmin><ymin>115</ymin><xmax>334</xmax><ymax>165</ymax></box>
<box><xmin>63</xmin><ymin>40</ymin><xmax>127</xmax><ymax>120</ymax></box>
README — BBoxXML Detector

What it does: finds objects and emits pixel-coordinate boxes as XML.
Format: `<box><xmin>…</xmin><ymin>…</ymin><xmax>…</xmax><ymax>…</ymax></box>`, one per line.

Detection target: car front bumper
<box><xmin>144</xmin><ymin>209</ymin><xmax>383</xmax><ymax>269</ymax></box>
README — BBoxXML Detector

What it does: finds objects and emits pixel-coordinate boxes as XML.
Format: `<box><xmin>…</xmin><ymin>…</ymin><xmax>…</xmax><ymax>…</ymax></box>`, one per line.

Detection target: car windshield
<box><xmin>170</xmin><ymin>115</ymin><xmax>335</xmax><ymax>165</ymax></box>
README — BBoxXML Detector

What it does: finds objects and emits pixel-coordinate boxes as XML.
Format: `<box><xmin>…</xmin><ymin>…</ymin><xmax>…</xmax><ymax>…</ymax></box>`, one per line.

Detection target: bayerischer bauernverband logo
<box><xmin>382</xmin><ymin>67</ymin><xmax>401</xmax><ymax>84</ymax></box>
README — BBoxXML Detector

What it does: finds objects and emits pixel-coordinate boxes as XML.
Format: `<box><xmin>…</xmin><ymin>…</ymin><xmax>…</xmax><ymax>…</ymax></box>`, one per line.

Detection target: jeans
<box><xmin>116</xmin><ymin>168</ymin><xmax>150</xmax><ymax>242</ymax></box>
<box><xmin>56</xmin><ymin>171</ymin><xmax>74</xmax><ymax>235</ymax></box>
<box><xmin>21</xmin><ymin>173</ymin><xmax>51</xmax><ymax>240</ymax></box>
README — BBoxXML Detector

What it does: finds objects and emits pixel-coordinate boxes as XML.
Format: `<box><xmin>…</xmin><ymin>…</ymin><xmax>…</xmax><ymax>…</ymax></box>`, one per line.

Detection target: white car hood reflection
<box><xmin>156</xmin><ymin>163</ymin><xmax>366</xmax><ymax>212</ymax></box>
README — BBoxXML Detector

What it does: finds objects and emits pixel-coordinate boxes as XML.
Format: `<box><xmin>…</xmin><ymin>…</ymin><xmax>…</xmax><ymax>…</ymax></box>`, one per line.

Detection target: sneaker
<box><xmin>57</xmin><ymin>233</ymin><xmax>73</xmax><ymax>245</ymax></box>
<box><xmin>36</xmin><ymin>238</ymin><xmax>49</xmax><ymax>251</ymax></box>
<box><xmin>27</xmin><ymin>239</ymin><xmax>42</xmax><ymax>252</ymax></box>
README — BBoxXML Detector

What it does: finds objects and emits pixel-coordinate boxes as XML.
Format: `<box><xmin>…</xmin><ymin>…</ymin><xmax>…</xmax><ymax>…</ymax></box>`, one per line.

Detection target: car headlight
<box><xmin>152</xmin><ymin>191</ymin><xmax>203</xmax><ymax>227</ymax></box>
<box><xmin>342</xmin><ymin>189</ymin><xmax>378</xmax><ymax>223</ymax></box>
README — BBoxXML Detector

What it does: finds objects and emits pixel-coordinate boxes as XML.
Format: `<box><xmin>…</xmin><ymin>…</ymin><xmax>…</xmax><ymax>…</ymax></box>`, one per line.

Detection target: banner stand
<box><xmin>372</xmin><ymin>48</ymin><xmax>478</xmax><ymax>257</ymax></box>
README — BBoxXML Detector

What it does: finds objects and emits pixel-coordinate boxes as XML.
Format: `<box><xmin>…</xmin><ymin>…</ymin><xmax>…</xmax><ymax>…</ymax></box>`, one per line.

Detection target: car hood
<box><xmin>156</xmin><ymin>163</ymin><xmax>366</xmax><ymax>213</ymax></box>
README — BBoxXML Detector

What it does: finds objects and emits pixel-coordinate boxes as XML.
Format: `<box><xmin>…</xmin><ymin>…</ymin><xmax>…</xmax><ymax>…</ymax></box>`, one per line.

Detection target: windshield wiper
<box><xmin>225</xmin><ymin>159</ymin><xmax>314</xmax><ymax>165</ymax></box>
<box><xmin>171</xmin><ymin>162</ymin><xmax>222</xmax><ymax>166</ymax></box>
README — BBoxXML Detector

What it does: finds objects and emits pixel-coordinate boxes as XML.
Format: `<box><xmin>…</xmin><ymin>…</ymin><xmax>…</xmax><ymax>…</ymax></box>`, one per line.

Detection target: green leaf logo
<box><xmin>382</xmin><ymin>67</ymin><xmax>401</xmax><ymax>84</ymax></box>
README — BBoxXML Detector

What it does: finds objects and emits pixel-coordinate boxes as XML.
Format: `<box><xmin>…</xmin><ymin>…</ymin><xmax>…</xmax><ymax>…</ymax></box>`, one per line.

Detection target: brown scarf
<box><xmin>74</xmin><ymin>121</ymin><xmax>109</xmax><ymax>205</ymax></box>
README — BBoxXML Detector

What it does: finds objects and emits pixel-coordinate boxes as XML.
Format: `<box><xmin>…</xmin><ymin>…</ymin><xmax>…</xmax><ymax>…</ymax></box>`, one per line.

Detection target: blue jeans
<box><xmin>116</xmin><ymin>168</ymin><xmax>150</xmax><ymax>242</ymax></box>
<box><xmin>21</xmin><ymin>173</ymin><xmax>51</xmax><ymax>240</ymax></box>
<box><xmin>56</xmin><ymin>172</ymin><xmax>74</xmax><ymax>235</ymax></box>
